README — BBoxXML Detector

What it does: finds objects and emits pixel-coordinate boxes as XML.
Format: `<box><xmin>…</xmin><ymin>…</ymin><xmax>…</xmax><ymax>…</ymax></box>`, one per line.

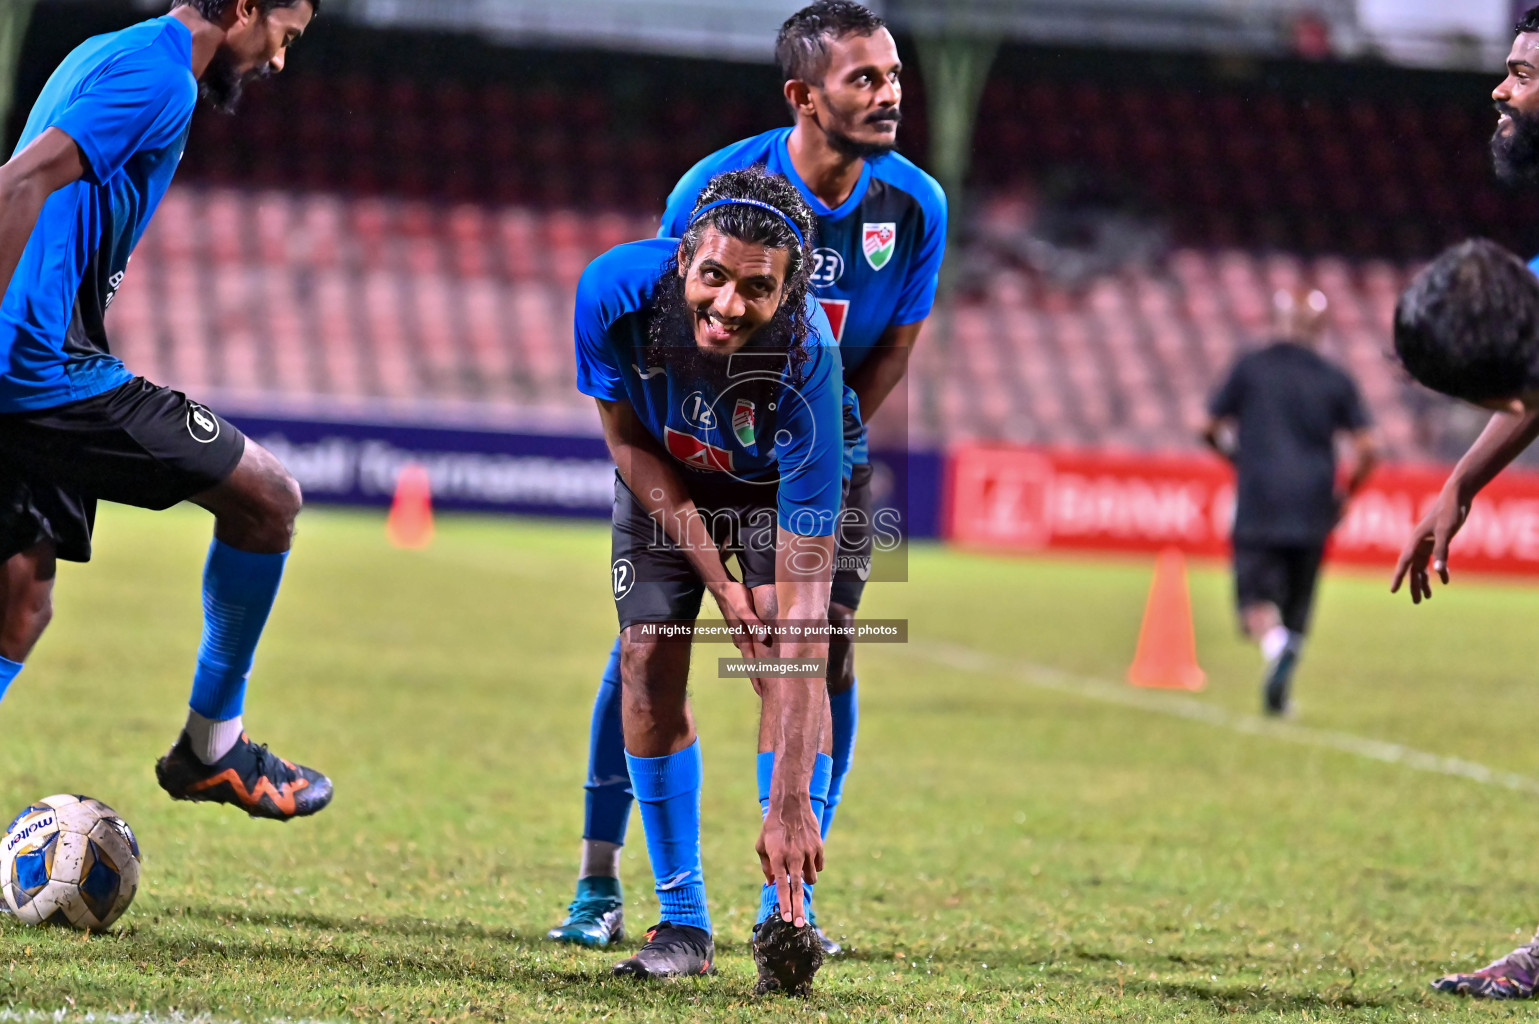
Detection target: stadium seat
<box><xmin>112</xmin><ymin>179</ymin><xmax>1464</xmax><ymax>459</ymax></box>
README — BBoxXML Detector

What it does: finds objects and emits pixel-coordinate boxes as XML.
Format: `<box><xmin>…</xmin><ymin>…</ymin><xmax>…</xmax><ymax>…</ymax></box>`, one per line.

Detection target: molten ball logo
<box><xmin>4</xmin><ymin>815</ymin><xmax>53</xmax><ymax>853</ymax></box>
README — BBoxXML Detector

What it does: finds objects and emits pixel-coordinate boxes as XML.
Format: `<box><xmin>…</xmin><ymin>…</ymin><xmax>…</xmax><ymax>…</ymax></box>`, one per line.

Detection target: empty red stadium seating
<box><xmin>112</xmin><ymin>186</ymin><xmax>1450</xmax><ymax>460</ymax></box>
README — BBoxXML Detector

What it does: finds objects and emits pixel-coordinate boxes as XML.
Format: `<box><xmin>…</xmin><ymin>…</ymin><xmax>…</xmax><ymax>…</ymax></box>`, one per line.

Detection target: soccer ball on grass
<box><xmin>0</xmin><ymin>794</ymin><xmax>141</xmax><ymax>930</ymax></box>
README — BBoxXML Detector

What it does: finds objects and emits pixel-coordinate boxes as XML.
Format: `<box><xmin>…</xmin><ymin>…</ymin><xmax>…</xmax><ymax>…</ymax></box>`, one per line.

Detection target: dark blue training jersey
<box><xmin>1208</xmin><ymin>342</ymin><xmax>1370</xmax><ymax>546</ymax></box>
<box><xmin>574</xmin><ymin>238</ymin><xmax>846</xmax><ymax>537</ymax></box>
<box><xmin>660</xmin><ymin>128</ymin><xmax>947</xmax><ymax>375</ymax></box>
<box><xmin>0</xmin><ymin>16</ymin><xmax>196</xmax><ymax>411</ymax></box>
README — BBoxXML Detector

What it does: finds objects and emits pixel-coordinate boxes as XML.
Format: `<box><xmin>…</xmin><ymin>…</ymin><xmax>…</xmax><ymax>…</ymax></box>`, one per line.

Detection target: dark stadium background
<box><xmin>5</xmin><ymin>0</ymin><xmax>1536</xmax><ymax>553</ymax></box>
<box><xmin>17</xmin><ymin>1</ymin><xmax>1539</xmax><ymax>256</ymax></box>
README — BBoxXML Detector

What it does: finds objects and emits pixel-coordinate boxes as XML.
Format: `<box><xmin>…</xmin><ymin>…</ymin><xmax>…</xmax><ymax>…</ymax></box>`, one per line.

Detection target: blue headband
<box><xmin>688</xmin><ymin>198</ymin><xmax>805</xmax><ymax>249</ymax></box>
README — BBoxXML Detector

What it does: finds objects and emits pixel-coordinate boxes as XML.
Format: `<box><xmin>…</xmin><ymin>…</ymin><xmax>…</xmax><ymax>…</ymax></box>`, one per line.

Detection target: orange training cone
<box><xmin>1127</xmin><ymin>547</ymin><xmax>1206</xmax><ymax>691</ymax></box>
<box><xmin>386</xmin><ymin>462</ymin><xmax>434</xmax><ymax>549</ymax></box>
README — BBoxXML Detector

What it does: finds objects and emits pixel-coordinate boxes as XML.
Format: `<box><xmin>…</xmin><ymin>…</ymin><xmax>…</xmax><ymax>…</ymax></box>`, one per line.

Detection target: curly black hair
<box><xmin>648</xmin><ymin>166</ymin><xmax>819</xmax><ymax>391</ymax></box>
<box><xmin>1394</xmin><ymin>239</ymin><xmax>1539</xmax><ymax>403</ymax></box>
<box><xmin>1519</xmin><ymin>5</ymin><xmax>1539</xmax><ymax>33</ymax></box>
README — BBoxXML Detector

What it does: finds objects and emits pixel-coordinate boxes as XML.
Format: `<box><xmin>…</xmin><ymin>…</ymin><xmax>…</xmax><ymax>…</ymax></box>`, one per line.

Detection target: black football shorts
<box><xmin>0</xmin><ymin>377</ymin><xmax>245</xmax><ymax>563</ymax></box>
<box><xmin>1232</xmin><ymin>541</ymin><xmax>1326</xmax><ymax>635</ymax></box>
<box><xmin>830</xmin><ymin>462</ymin><xmax>874</xmax><ymax>611</ymax></box>
<box><xmin>610</xmin><ymin>470</ymin><xmax>782</xmax><ymax>633</ymax></box>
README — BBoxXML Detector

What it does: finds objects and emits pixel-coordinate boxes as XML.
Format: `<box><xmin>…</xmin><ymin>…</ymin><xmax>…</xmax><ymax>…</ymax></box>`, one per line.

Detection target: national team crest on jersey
<box><xmin>665</xmin><ymin>427</ymin><xmax>734</xmax><ymax>472</ymax></box>
<box><xmin>732</xmin><ymin>399</ymin><xmax>756</xmax><ymax>446</ymax></box>
<box><xmin>862</xmin><ymin>222</ymin><xmax>897</xmax><ymax>271</ymax></box>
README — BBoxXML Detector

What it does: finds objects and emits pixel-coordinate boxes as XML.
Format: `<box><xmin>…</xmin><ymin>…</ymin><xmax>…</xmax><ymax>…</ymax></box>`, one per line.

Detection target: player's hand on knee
<box><xmin>710</xmin><ymin>580</ymin><xmax>768</xmax><ymax>656</ymax></box>
<box><xmin>757</xmin><ymin>799</ymin><xmax>824</xmax><ymax>926</ymax></box>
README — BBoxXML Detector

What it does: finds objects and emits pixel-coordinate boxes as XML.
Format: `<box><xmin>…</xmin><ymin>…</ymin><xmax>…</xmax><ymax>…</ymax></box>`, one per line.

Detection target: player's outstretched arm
<box><xmin>848</xmin><ymin>321</ymin><xmax>923</xmax><ymax>419</ymax></box>
<box><xmin>756</xmin><ymin>531</ymin><xmax>834</xmax><ymax>927</ymax></box>
<box><xmin>594</xmin><ymin>398</ymin><xmax>766</xmax><ymax>652</ymax></box>
<box><xmin>1336</xmin><ymin>428</ymin><xmax>1379</xmax><ymax>521</ymax></box>
<box><xmin>1392</xmin><ymin>407</ymin><xmax>1539</xmax><ymax>601</ymax></box>
<box><xmin>0</xmin><ymin>128</ymin><xmax>86</xmax><ymax>305</ymax></box>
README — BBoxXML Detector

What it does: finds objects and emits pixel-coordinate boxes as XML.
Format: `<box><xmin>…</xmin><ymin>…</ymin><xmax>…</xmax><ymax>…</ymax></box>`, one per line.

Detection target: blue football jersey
<box><xmin>0</xmin><ymin>16</ymin><xmax>196</xmax><ymax>411</ymax></box>
<box><xmin>574</xmin><ymin>238</ymin><xmax>846</xmax><ymax>537</ymax></box>
<box><xmin>660</xmin><ymin>128</ymin><xmax>947</xmax><ymax>375</ymax></box>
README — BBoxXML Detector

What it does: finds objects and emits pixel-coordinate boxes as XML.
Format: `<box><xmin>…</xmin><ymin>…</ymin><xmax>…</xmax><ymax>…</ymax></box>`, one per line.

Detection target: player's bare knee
<box><xmin>0</xmin><ymin>546</ymin><xmax>55</xmax><ymax>661</ymax></box>
<box><xmin>218</xmin><ymin>443</ymin><xmax>302</xmax><ymax>550</ymax></box>
<box><xmin>247</xmin><ymin>443</ymin><xmax>303</xmax><ymax>529</ymax></box>
<box><xmin>272</xmin><ymin>466</ymin><xmax>303</xmax><ymax>527</ymax></box>
<box><xmin>619</xmin><ymin>630</ymin><xmax>686</xmax><ymax>699</ymax></box>
<box><xmin>26</xmin><ymin>587</ymin><xmax>52</xmax><ymax>632</ymax></box>
<box><xmin>244</xmin><ymin>484</ymin><xmax>299</xmax><ymax>551</ymax></box>
<box><xmin>1240</xmin><ymin>602</ymin><xmax>1280</xmax><ymax>640</ymax></box>
<box><xmin>826</xmin><ymin>636</ymin><xmax>854</xmax><ymax>692</ymax></box>
<box><xmin>826</xmin><ymin>603</ymin><xmax>856</xmax><ymax>693</ymax></box>
<box><xmin>0</xmin><ymin>589</ymin><xmax>50</xmax><ymax>663</ymax></box>
<box><xmin>618</xmin><ymin>629</ymin><xmax>653</xmax><ymax>680</ymax></box>
<box><xmin>750</xmin><ymin>584</ymin><xmax>777</xmax><ymax>624</ymax></box>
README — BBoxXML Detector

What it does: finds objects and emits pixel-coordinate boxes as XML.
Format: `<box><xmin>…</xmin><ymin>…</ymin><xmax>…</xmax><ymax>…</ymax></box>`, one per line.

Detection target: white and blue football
<box><xmin>0</xmin><ymin>794</ymin><xmax>140</xmax><ymax>930</ymax></box>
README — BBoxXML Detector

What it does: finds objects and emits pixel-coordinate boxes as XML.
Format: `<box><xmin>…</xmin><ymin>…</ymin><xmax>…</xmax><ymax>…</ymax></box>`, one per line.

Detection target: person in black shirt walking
<box><xmin>1202</xmin><ymin>288</ymin><xmax>1378</xmax><ymax>715</ymax></box>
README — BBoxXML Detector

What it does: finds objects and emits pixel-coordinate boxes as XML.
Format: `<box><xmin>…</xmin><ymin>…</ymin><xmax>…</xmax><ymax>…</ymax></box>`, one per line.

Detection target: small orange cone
<box><xmin>386</xmin><ymin>462</ymin><xmax>434</xmax><ymax>549</ymax></box>
<box><xmin>1127</xmin><ymin>547</ymin><xmax>1206</xmax><ymax>691</ymax></box>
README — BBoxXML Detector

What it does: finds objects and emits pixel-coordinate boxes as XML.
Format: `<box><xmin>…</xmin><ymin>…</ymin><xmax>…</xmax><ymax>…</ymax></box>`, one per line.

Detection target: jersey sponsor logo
<box><xmin>186</xmin><ymin>402</ymin><xmax>221</xmax><ymax>444</ymax></box>
<box><xmin>665</xmin><ymin>427</ymin><xmax>734</xmax><ymax>472</ymax></box>
<box><xmin>732</xmin><ymin>399</ymin><xmax>756</xmax><ymax>446</ymax></box>
<box><xmin>633</xmin><ymin>363</ymin><xmax>665</xmax><ymax>379</ymax></box>
<box><xmin>810</xmin><ymin>247</ymin><xmax>845</xmax><ymax>288</ymax></box>
<box><xmin>105</xmin><ymin>269</ymin><xmax>127</xmax><ymax>310</ymax></box>
<box><xmin>611</xmin><ymin>557</ymin><xmax>635</xmax><ymax>599</ymax></box>
<box><xmin>818</xmin><ymin>298</ymin><xmax>850</xmax><ymax>343</ymax></box>
<box><xmin>862</xmin><ymin>222</ymin><xmax>897</xmax><ymax>271</ymax></box>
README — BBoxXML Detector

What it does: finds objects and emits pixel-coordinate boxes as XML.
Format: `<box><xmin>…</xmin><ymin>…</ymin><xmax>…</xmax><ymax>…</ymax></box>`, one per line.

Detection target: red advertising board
<box><xmin>945</xmin><ymin>444</ymin><xmax>1539</xmax><ymax>576</ymax></box>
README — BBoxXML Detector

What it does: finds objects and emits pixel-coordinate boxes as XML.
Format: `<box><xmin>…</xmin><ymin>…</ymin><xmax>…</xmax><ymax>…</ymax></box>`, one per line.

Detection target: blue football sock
<box><xmin>756</xmin><ymin>751</ymin><xmax>833</xmax><ymax>925</ymax></box>
<box><xmin>756</xmin><ymin>752</ymin><xmax>835</xmax><ymax>824</ymax></box>
<box><xmin>189</xmin><ymin>540</ymin><xmax>287</xmax><ymax>722</ymax></box>
<box><xmin>811</xmin><ymin>752</ymin><xmax>833</xmax><ymax>834</ymax></box>
<box><xmin>0</xmin><ymin>656</ymin><xmax>22</xmax><ymax>706</ymax></box>
<box><xmin>823</xmin><ymin>682</ymin><xmax>859</xmax><ymax>840</ymax></box>
<box><xmin>582</xmin><ymin>637</ymin><xmax>631</xmax><ymax>850</ymax></box>
<box><xmin>627</xmin><ymin>739</ymin><xmax>710</xmax><ymax>933</ymax></box>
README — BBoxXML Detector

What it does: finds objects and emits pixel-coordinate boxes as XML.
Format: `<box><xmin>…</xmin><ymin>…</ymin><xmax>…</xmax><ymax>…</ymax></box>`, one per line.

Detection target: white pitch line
<box><xmin>912</xmin><ymin>641</ymin><xmax>1539</xmax><ymax>796</ymax></box>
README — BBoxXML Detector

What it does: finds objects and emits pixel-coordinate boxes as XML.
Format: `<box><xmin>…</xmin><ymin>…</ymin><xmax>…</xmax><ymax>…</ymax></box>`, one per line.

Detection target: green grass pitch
<box><xmin>3</xmin><ymin>505</ymin><xmax>1539</xmax><ymax>1021</ymax></box>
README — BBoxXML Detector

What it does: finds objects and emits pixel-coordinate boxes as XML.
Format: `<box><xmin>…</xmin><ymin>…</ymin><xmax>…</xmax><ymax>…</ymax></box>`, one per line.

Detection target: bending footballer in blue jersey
<box><xmin>0</xmin><ymin>1</ymin><xmax>330</xmax><ymax>820</ymax></box>
<box><xmin>574</xmin><ymin>166</ymin><xmax>842</xmax><ymax>992</ymax></box>
<box><xmin>550</xmin><ymin>0</ymin><xmax>946</xmax><ymax>959</ymax></box>
<box><xmin>1372</xmin><ymin>16</ymin><xmax>1539</xmax><ymax>1000</ymax></box>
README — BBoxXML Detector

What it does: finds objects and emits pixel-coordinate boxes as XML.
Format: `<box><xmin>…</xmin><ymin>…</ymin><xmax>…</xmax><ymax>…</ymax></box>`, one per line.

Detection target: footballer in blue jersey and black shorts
<box><xmin>550</xmin><ymin>0</ymin><xmax>945</xmax><ymax>958</ymax></box>
<box><xmin>575</xmin><ymin>166</ymin><xmax>845</xmax><ymax>992</ymax></box>
<box><xmin>0</xmin><ymin>1</ymin><xmax>331</xmax><ymax>821</ymax></box>
<box><xmin>1394</xmin><ymin>6</ymin><xmax>1539</xmax><ymax>1001</ymax></box>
